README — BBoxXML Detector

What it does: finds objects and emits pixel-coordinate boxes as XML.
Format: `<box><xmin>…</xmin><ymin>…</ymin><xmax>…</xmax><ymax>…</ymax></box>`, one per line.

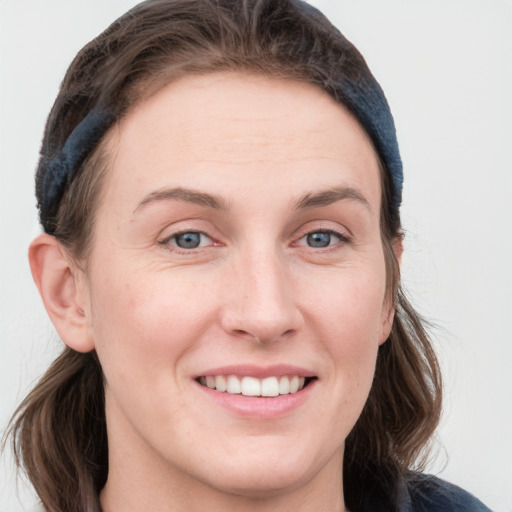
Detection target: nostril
<box><xmin>230</xmin><ymin>328</ymin><xmax>298</xmax><ymax>344</ymax></box>
<box><xmin>232</xmin><ymin>329</ymin><xmax>259</xmax><ymax>341</ymax></box>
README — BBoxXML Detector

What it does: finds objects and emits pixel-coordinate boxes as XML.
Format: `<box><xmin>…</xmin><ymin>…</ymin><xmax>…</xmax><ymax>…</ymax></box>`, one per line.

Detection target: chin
<box><xmin>194</xmin><ymin>441</ymin><xmax>336</xmax><ymax>498</ymax></box>
<box><xmin>208</xmin><ymin>464</ymin><xmax>313</xmax><ymax>498</ymax></box>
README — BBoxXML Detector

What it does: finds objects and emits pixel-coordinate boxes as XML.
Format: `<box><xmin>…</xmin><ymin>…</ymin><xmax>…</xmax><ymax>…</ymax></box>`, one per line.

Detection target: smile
<box><xmin>198</xmin><ymin>375</ymin><xmax>309</xmax><ymax>397</ymax></box>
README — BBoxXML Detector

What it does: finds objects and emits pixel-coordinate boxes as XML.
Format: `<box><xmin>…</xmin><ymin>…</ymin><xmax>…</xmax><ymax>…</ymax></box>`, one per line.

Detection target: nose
<box><xmin>220</xmin><ymin>248</ymin><xmax>304</xmax><ymax>344</ymax></box>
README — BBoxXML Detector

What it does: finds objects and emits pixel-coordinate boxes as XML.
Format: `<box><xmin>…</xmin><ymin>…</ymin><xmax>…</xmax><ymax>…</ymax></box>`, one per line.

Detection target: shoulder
<box><xmin>403</xmin><ymin>473</ymin><xmax>493</xmax><ymax>512</ymax></box>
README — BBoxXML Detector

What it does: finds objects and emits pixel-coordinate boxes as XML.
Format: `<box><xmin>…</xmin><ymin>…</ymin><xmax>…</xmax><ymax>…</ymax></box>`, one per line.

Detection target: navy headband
<box><xmin>342</xmin><ymin>76</ymin><xmax>403</xmax><ymax>209</ymax></box>
<box><xmin>38</xmin><ymin>107</ymin><xmax>116</xmax><ymax>234</ymax></box>
<box><xmin>38</xmin><ymin>81</ymin><xmax>402</xmax><ymax>234</ymax></box>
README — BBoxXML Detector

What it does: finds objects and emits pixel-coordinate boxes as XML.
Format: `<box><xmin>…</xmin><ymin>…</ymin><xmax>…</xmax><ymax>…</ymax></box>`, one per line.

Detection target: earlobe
<box><xmin>379</xmin><ymin>307</ymin><xmax>395</xmax><ymax>345</ymax></box>
<box><xmin>29</xmin><ymin>234</ymin><xmax>95</xmax><ymax>353</ymax></box>
<box><xmin>379</xmin><ymin>236</ymin><xmax>403</xmax><ymax>345</ymax></box>
<box><xmin>393</xmin><ymin>236</ymin><xmax>404</xmax><ymax>266</ymax></box>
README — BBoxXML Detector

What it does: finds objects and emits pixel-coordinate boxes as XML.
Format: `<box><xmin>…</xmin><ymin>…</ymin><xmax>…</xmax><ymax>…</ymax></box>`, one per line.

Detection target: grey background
<box><xmin>1</xmin><ymin>1</ymin><xmax>511</xmax><ymax>510</ymax></box>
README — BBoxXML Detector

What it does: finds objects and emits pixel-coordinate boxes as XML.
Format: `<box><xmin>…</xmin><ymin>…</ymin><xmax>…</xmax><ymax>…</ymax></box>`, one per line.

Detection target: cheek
<box><xmin>302</xmin><ymin>265</ymin><xmax>386</xmax><ymax>391</ymax></box>
<box><xmin>86</xmin><ymin>260</ymin><xmax>215</xmax><ymax>388</ymax></box>
<box><xmin>305</xmin><ymin>263</ymin><xmax>387</xmax><ymax>340</ymax></box>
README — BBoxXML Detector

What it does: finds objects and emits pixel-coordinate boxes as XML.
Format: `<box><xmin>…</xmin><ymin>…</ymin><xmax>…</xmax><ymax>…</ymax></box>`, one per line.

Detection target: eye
<box><xmin>298</xmin><ymin>230</ymin><xmax>346</xmax><ymax>248</ymax></box>
<box><xmin>166</xmin><ymin>231</ymin><xmax>212</xmax><ymax>250</ymax></box>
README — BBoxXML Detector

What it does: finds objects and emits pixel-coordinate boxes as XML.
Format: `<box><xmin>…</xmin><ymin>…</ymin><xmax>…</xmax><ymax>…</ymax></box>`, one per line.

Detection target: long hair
<box><xmin>5</xmin><ymin>1</ymin><xmax>442</xmax><ymax>511</ymax></box>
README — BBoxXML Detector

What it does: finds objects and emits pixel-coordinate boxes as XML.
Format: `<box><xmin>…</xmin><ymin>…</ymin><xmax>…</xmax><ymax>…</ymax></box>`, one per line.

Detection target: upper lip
<box><xmin>194</xmin><ymin>364</ymin><xmax>316</xmax><ymax>379</ymax></box>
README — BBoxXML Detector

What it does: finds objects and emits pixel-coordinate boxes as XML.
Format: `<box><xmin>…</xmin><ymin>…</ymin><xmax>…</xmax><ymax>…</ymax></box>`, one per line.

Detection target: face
<box><xmin>78</xmin><ymin>73</ymin><xmax>393</xmax><ymax>501</ymax></box>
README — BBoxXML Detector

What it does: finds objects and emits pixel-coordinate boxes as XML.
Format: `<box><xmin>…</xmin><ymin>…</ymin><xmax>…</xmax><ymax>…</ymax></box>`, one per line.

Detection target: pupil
<box><xmin>307</xmin><ymin>232</ymin><xmax>331</xmax><ymax>248</ymax></box>
<box><xmin>176</xmin><ymin>232</ymin><xmax>201</xmax><ymax>249</ymax></box>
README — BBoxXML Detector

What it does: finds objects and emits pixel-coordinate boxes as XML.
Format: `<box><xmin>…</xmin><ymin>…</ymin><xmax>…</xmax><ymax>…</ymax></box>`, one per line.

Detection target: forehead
<box><xmin>101</xmin><ymin>72</ymin><xmax>382</xmax><ymax>212</ymax></box>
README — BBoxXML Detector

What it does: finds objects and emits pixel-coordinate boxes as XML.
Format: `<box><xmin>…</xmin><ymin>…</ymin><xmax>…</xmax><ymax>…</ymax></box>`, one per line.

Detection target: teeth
<box><xmin>261</xmin><ymin>377</ymin><xmax>279</xmax><ymax>397</ymax></box>
<box><xmin>279</xmin><ymin>376</ymin><xmax>290</xmax><ymax>395</ymax></box>
<box><xmin>215</xmin><ymin>375</ymin><xmax>227</xmax><ymax>392</ymax></box>
<box><xmin>241</xmin><ymin>376</ymin><xmax>261</xmax><ymax>396</ymax></box>
<box><xmin>200</xmin><ymin>375</ymin><xmax>308</xmax><ymax>396</ymax></box>
<box><xmin>227</xmin><ymin>375</ymin><xmax>241</xmax><ymax>394</ymax></box>
<box><xmin>289</xmin><ymin>375</ymin><xmax>299</xmax><ymax>394</ymax></box>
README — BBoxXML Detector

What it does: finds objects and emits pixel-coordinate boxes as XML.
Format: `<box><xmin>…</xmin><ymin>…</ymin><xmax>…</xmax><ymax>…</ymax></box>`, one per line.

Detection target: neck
<box><xmin>101</xmin><ymin>480</ymin><xmax>347</xmax><ymax>512</ymax></box>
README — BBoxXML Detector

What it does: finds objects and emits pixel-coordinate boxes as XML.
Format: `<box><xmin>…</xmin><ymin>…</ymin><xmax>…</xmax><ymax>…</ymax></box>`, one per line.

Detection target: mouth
<box><xmin>196</xmin><ymin>375</ymin><xmax>316</xmax><ymax>397</ymax></box>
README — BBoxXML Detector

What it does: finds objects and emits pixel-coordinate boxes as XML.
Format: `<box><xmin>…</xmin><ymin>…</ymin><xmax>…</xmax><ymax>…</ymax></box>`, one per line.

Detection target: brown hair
<box><xmin>5</xmin><ymin>1</ymin><xmax>441</xmax><ymax>511</ymax></box>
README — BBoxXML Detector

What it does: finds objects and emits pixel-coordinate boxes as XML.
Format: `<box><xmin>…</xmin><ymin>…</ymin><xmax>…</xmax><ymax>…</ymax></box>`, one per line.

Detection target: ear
<box><xmin>379</xmin><ymin>236</ymin><xmax>404</xmax><ymax>345</ymax></box>
<box><xmin>29</xmin><ymin>234</ymin><xmax>95</xmax><ymax>352</ymax></box>
<box><xmin>379</xmin><ymin>308</ymin><xmax>395</xmax><ymax>345</ymax></box>
<box><xmin>393</xmin><ymin>236</ymin><xmax>404</xmax><ymax>267</ymax></box>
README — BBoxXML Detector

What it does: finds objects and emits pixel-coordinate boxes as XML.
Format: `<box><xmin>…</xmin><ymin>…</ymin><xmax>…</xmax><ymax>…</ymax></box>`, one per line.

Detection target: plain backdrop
<box><xmin>1</xmin><ymin>1</ymin><xmax>511</xmax><ymax>511</ymax></box>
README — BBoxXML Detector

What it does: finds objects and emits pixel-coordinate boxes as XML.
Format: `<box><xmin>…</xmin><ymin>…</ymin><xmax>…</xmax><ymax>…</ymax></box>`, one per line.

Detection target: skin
<box><xmin>30</xmin><ymin>73</ymin><xmax>398</xmax><ymax>512</ymax></box>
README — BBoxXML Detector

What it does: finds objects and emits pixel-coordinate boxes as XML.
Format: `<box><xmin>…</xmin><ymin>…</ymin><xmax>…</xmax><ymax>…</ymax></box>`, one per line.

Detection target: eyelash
<box><xmin>159</xmin><ymin>228</ymin><xmax>350</xmax><ymax>253</ymax></box>
<box><xmin>295</xmin><ymin>229</ymin><xmax>350</xmax><ymax>250</ymax></box>
<box><xmin>159</xmin><ymin>230</ymin><xmax>214</xmax><ymax>252</ymax></box>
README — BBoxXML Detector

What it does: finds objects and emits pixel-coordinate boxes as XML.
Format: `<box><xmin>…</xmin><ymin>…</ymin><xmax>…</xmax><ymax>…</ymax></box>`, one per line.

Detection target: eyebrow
<box><xmin>134</xmin><ymin>187</ymin><xmax>227</xmax><ymax>212</ymax></box>
<box><xmin>134</xmin><ymin>184</ymin><xmax>370</xmax><ymax>214</ymax></box>
<box><xmin>294</xmin><ymin>186</ymin><xmax>371</xmax><ymax>211</ymax></box>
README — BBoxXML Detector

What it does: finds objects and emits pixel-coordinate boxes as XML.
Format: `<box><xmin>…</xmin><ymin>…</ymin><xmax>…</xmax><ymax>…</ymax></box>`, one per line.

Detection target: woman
<box><xmin>4</xmin><ymin>0</ymin><xmax>493</xmax><ymax>511</ymax></box>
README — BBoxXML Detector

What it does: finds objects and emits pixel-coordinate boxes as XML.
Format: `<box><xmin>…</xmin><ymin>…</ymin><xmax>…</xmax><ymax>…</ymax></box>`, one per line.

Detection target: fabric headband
<box><xmin>38</xmin><ymin>79</ymin><xmax>403</xmax><ymax>235</ymax></box>
<box><xmin>38</xmin><ymin>107</ymin><xmax>115</xmax><ymax>233</ymax></box>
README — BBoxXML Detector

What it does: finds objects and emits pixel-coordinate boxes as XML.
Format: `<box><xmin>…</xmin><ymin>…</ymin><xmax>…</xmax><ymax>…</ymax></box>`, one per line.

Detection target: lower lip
<box><xmin>194</xmin><ymin>380</ymin><xmax>316</xmax><ymax>419</ymax></box>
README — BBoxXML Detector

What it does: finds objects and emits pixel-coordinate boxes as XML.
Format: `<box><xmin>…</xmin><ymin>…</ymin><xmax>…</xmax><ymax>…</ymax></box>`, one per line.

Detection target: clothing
<box><xmin>357</xmin><ymin>473</ymin><xmax>493</xmax><ymax>512</ymax></box>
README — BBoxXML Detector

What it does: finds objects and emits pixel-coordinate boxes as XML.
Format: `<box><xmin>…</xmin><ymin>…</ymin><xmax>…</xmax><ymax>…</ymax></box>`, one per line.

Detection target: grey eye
<box><xmin>306</xmin><ymin>232</ymin><xmax>333</xmax><ymax>248</ymax></box>
<box><xmin>174</xmin><ymin>232</ymin><xmax>203</xmax><ymax>249</ymax></box>
<box><xmin>306</xmin><ymin>231</ymin><xmax>340</xmax><ymax>249</ymax></box>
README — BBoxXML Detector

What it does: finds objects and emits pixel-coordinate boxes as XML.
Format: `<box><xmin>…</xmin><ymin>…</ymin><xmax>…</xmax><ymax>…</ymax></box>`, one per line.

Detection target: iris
<box><xmin>175</xmin><ymin>232</ymin><xmax>202</xmax><ymax>249</ymax></box>
<box><xmin>307</xmin><ymin>232</ymin><xmax>332</xmax><ymax>248</ymax></box>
